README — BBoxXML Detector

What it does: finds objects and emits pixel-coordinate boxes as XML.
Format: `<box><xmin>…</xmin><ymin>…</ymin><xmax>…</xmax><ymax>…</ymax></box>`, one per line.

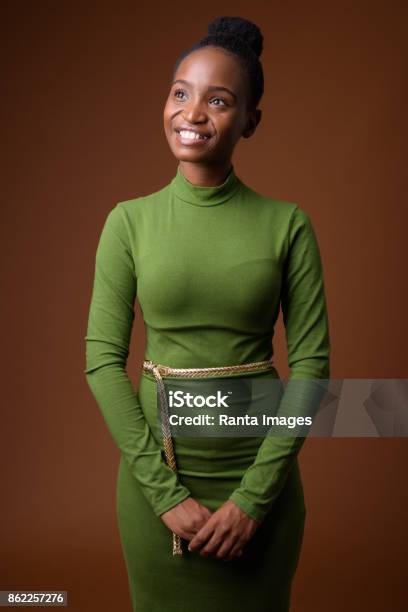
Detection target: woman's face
<box><xmin>163</xmin><ymin>46</ymin><xmax>259</xmax><ymax>165</ymax></box>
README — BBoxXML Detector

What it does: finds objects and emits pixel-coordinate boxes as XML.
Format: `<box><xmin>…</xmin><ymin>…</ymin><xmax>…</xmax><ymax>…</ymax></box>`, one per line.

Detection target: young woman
<box><xmin>85</xmin><ymin>15</ymin><xmax>330</xmax><ymax>612</ymax></box>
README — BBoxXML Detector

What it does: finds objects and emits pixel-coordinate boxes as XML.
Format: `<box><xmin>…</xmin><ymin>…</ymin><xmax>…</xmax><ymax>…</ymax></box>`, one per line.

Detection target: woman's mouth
<box><xmin>175</xmin><ymin>128</ymin><xmax>212</xmax><ymax>146</ymax></box>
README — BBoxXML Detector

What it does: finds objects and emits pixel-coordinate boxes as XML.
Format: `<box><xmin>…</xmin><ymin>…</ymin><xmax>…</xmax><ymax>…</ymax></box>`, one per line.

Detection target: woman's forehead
<box><xmin>174</xmin><ymin>47</ymin><xmax>245</xmax><ymax>91</ymax></box>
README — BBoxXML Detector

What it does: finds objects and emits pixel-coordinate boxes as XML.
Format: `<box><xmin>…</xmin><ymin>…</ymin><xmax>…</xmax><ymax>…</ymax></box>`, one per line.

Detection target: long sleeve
<box><xmin>84</xmin><ymin>203</ymin><xmax>191</xmax><ymax>516</ymax></box>
<box><xmin>228</xmin><ymin>205</ymin><xmax>331</xmax><ymax>524</ymax></box>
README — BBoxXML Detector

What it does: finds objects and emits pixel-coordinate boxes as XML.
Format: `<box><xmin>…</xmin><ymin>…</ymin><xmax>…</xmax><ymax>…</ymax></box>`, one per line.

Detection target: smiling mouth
<box><xmin>175</xmin><ymin>129</ymin><xmax>212</xmax><ymax>141</ymax></box>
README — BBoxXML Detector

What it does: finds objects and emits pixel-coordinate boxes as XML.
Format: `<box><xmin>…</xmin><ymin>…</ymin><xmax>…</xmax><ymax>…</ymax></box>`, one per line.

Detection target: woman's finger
<box><xmin>197</xmin><ymin>528</ymin><xmax>224</xmax><ymax>556</ymax></box>
<box><xmin>223</xmin><ymin>540</ymin><xmax>245</xmax><ymax>562</ymax></box>
<box><xmin>214</xmin><ymin>535</ymin><xmax>237</xmax><ymax>560</ymax></box>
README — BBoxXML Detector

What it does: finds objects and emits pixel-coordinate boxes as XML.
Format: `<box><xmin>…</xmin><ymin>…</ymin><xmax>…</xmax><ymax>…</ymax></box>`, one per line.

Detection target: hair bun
<box><xmin>207</xmin><ymin>16</ymin><xmax>263</xmax><ymax>58</ymax></box>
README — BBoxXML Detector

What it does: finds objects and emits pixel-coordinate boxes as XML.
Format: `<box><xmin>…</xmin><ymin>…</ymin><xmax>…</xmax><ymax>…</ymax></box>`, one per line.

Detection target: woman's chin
<box><xmin>171</xmin><ymin>148</ymin><xmax>214</xmax><ymax>163</ymax></box>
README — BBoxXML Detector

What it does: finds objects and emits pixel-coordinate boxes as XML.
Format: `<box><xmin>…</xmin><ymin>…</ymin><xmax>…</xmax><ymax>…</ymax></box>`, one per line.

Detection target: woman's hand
<box><xmin>187</xmin><ymin>500</ymin><xmax>259</xmax><ymax>561</ymax></box>
<box><xmin>160</xmin><ymin>496</ymin><xmax>213</xmax><ymax>541</ymax></box>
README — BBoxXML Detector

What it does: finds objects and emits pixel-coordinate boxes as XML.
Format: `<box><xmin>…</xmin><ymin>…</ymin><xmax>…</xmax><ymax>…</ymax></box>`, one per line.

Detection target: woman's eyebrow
<box><xmin>172</xmin><ymin>79</ymin><xmax>237</xmax><ymax>101</ymax></box>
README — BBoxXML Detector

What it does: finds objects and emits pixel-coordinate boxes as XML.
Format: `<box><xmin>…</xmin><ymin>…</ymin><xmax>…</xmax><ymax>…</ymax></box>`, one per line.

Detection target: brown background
<box><xmin>1</xmin><ymin>1</ymin><xmax>407</xmax><ymax>610</ymax></box>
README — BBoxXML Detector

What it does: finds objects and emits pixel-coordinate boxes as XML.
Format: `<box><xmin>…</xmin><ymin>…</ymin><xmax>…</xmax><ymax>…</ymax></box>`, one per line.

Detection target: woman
<box><xmin>84</xmin><ymin>15</ymin><xmax>330</xmax><ymax>612</ymax></box>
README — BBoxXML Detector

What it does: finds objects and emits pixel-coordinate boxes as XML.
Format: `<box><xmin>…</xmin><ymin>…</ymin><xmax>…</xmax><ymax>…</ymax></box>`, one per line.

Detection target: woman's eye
<box><xmin>211</xmin><ymin>97</ymin><xmax>227</xmax><ymax>106</ymax></box>
<box><xmin>173</xmin><ymin>89</ymin><xmax>188</xmax><ymax>100</ymax></box>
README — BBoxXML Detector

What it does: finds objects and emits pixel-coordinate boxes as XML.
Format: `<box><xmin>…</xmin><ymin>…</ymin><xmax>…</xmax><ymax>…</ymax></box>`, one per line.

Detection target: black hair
<box><xmin>172</xmin><ymin>16</ymin><xmax>264</xmax><ymax>111</ymax></box>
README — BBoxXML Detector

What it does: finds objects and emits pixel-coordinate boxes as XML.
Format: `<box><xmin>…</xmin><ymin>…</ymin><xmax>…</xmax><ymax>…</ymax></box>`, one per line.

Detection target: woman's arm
<box><xmin>84</xmin><ymin>203</ymin><xmax>191</xmax><ymax>516</ymax></box>
<box><xmin>228</xmin><ymin>205</ymin><xmax>331</xmax><ymax>524</ymax></box>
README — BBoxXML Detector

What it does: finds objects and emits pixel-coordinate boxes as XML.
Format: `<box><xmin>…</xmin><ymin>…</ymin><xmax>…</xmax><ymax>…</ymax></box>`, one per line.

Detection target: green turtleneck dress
<box><xmin>84</xmin><ymin>164</ymin><xmax>330</xmax><ymax>612</ymax></box>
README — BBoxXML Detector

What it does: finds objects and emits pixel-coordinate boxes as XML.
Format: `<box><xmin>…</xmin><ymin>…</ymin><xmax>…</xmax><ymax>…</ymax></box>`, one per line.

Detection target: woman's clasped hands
<box><xmin>160</xmin><ymin>497</ymin><xmax>260</xmax><ymax>562</ymax></box>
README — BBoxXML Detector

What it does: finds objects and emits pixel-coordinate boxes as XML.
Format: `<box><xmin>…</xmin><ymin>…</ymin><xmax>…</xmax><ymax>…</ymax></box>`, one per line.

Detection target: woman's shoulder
<box><xmin>94</xmin><ymin>187</ymin><xmax>167</xmax><ymax>252</ymax></box>
<box><xmin>103</xmin><ymin>183</ymin><xmax>171</xmax><ymax>229</ymax></box>
<box><xmin>239</xmin><ymin>180</ymin><xmax>308</xmax><ymax>222</ymax></box>
<box><xmin>116</xmin><ymin>183</ymin><xmax>170</xmax><ymax>211</ymax></box>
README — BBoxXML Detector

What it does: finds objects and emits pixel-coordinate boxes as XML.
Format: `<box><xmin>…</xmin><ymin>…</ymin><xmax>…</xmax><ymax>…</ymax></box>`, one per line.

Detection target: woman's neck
<box><xmin>178</xmin><ymin>160</ymin><xmax>233</xmax><ymax>187</ymax></box>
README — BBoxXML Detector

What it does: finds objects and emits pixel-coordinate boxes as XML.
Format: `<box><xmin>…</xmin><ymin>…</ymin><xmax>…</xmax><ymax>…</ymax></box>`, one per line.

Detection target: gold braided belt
<box><xmin>142</xmin><ymin>357</ymin><xmax>275</xmax><ymax>556</ymax></box>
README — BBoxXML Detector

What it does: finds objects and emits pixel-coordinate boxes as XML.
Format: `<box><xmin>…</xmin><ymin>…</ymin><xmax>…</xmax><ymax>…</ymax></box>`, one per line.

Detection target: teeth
<box><xmin>179</xmin><ymin>129</ymin><xmax>208</xmax><ymax>140</ymax></box>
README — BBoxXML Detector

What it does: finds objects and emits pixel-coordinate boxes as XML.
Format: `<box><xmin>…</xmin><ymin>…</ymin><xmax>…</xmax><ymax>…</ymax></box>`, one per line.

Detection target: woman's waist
<box><xmin>140</xmin><ymin>352</ymin><xmax>280</xmax><ymax>384</ymax></box>
<box><xmin>138</xmin><ymin>366</ymin><xmax>284</xmax><ymax>439</ymax></box>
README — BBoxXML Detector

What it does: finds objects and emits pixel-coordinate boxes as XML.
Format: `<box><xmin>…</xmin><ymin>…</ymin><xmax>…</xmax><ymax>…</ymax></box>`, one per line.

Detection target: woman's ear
<box><xmin>242</xmin><ymin>108</ymin><xmax>262</xmax><ymax>139</ymax></box>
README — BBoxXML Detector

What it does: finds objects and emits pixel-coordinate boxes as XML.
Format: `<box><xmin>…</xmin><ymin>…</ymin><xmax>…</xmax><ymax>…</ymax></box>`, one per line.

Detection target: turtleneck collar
<box><xmin>169</xmin><ymin>163</ymin><xmax>242</xmax><ymax>207</ymax></box>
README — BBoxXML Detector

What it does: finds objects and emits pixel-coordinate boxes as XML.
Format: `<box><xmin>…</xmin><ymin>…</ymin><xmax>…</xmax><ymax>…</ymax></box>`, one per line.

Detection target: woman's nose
<box><xmin>183</xmin><ymin>98</ymin><xmax>207</xmax><ymax>123</ymax></box>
